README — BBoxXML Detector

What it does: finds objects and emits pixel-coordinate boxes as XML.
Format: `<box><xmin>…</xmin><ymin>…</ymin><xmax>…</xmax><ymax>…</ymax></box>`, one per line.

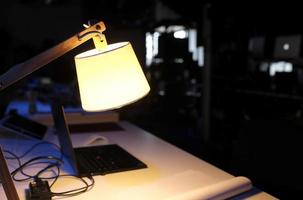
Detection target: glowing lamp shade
<box><xmin>74</xmin><ymin>42</ymin><xmax>150</xmax><ymax>111</ymax></box>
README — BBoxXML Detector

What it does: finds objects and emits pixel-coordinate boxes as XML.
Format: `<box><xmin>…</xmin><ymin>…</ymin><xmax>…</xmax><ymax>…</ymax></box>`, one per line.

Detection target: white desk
<box><xmin>0</xmin><ymin>121</ymin><xmax>277</xmax><ymax>200</ymax></box>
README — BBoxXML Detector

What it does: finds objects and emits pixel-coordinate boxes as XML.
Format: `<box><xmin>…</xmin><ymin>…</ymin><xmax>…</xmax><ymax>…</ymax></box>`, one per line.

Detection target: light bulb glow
<box><xmin>75</xmin><ymin>42</ymin><xmax>150</xmax><ymax>111</ymax></box>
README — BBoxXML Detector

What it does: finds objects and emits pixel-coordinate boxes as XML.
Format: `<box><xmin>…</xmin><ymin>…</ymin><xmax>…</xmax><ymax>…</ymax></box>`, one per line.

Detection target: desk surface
<box><xmin>0</xmin><ymin>121</ymin><xmax>277</xmax><ymax>200</ymax></box>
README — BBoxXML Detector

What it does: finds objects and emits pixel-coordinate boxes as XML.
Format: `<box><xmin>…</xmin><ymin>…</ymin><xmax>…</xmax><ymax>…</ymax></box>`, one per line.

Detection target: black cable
<box><xmin>49</xmin><ymin>167</ymin><xmax>61</xmax><ymax>188</ymax></box>
<box><xmin>4</xmin><ymin>142</ymin><xmax>95</xmax><ymax>198</ymax></box>
<box><xmin>17</xmin><ymin>161</ymin><xmax>61</xmax><ymax>181</ymax></box>
<box><xmin>5</xmin><ymin>141</ymin><xmax>63</xmax><ymax>160</ymax></box>
<box><xmin>3</xmin><ymin>149</ymin><xmax>22</xmax><ymax>165</ymax></box>
<box><xmin>3</xmin><ymin>140</ymin><xmax>64</xmax><ymax>182</ymax></box>
<box><xmin>36</xmin><ymin>162</ymin><xmax>60</xmax><ymax>179</ymax></box>
<box><xmin>5</xmin><ymin>151</ymin><xmax>93</xmax><ymax>198</ymax></box>
<box><xmin>50</xmin><ymin>175</ymin><xmax>95</xmax><ymax>197</ymax></box>
<box><xmin>11</xmin><ymin>156</ymin><xmax>63</xmax><ymax>182</ymax></box>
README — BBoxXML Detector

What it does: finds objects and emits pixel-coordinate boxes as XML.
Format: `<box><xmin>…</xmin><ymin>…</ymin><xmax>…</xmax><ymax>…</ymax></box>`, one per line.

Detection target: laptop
<box><xmin>51</xmin><ymin>102</ymin><xmax>147</xmax><ymax>177</ymax></box>
<box><xmin>0</xmin><ymin>147</ymin><xmax>20</xmax><ymax>200</ymax></box>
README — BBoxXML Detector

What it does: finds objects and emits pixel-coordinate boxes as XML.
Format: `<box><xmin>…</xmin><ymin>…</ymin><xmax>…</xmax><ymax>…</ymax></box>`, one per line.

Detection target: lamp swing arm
<box><xmin>0</xmin><ymin>21</ymin><xmax>106</xmax><ymax>92</ymax></box>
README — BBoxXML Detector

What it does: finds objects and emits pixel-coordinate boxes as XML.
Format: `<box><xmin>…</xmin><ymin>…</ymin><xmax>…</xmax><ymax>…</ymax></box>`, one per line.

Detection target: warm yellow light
<box><xmin>74</xmin><ymin>42</ymin><xmax>150</xmax><ymax>111</ymax></box>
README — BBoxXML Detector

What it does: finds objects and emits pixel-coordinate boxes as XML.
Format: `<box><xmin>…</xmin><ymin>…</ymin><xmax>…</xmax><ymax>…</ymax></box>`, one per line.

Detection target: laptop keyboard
<box><xmin>74</xmin><ymin>144</ymin><xmax>147</xmax><ymax>176</ymax></box>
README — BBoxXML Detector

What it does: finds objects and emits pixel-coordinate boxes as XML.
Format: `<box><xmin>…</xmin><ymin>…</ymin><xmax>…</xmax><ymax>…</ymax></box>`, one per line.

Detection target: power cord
<box><xmin>50</xmin><ymin>175</ymin><xmax>95</xmax><ymax>198</ymax></box>
<box><xmin>4</xmin><ymin>141</ymin><xmax>63</xmax><ymax>181</ymax></box>
<box><xmin>28</xmin><ymin>175</ymin><xmax>95</xmax><ymax>199</ymax></box>
<box><xmin>3</xmin><ymin>142</ymin><xmax>95</xmax><ymax>199</ymax></box>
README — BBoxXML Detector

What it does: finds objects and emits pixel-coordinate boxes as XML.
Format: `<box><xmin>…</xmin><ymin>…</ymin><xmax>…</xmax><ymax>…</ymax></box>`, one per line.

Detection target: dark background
<box><xmin>1</xmin><ymin>1</ymin><xmax>303</xmax><ymax>198</ymax></box>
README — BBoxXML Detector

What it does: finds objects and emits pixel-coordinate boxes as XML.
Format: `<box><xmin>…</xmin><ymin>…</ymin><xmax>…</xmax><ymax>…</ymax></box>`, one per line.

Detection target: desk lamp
<box><xmin>0</xmin><ymin>21</ymin><xmax>150</xmax><ymax>200</ymax></box>
<box><xmin>0</xmin><ymin>21</ymin><xmax>150</xmax><ymax>111</ymax></box>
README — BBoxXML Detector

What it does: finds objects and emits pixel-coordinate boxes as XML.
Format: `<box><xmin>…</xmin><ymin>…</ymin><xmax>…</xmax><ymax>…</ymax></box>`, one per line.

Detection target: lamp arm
<box><xmin>0</xmin><ymin>21</ymin><xmax>106</xmax><ymax>92</ymax></box>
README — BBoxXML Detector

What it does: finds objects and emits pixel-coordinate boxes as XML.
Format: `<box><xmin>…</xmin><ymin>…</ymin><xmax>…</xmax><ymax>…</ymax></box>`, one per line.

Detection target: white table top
<box><xmin>0</xmin><ymin>121</ymin><xmax>277</xmax><ymax>200</ymax></box>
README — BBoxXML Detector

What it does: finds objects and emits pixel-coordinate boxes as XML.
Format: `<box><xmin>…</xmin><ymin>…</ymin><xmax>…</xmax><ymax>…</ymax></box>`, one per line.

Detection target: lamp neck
<box><xmin>0</xmin><ymin>21</ymin><xmax>106</xmax><ymax>91</ymax></box>
<box><xmin>78</xmin><ymin>30</ymin><xmax>107</xmax><ymax>50</ymax></box>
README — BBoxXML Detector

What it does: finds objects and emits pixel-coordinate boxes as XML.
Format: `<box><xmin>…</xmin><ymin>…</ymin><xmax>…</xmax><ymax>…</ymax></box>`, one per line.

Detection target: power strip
<box><xmin>29</xmin><ymin>178</ymin><xmax>52</xmax><ymax>200</ymax></box>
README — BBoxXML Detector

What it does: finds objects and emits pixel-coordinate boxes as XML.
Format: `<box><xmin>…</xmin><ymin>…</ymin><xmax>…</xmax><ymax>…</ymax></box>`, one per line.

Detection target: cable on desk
<box><xmin>3</xmin><ymin>149</ymin><xmax>62</xmax><ymax>180</ymax></box>
<box><xmin>3</xmin><ymin>142</ymin><xmax>95</xmax><ymax>198</ymax></box>
<box><xmin>17</xmin><ymin>160</ymin><xmax>61</xmax><ymax>181</ymax></box>
<box><xmin>50</xmin><ymin>175</ymin><xmax>95</xmax><ymax>198</ymax></box>
<box><xmin>2</xmin><ymin>149</ymin><xmax>22</xmax><ymax>167</ymax></box>
<box><xmin>5</xmin><ymin>141</ymin><xmax>63</xmax><ymax>160</ymax></box>
<box><xmin>3</xmin><ymin>141</ymin><xmax>64</xmax><ymax>181</ymax></box>
<box><xmin>35</xmin><ymin>162</ymin><xmax>60</xmax><ymax>179</ymax></box>
<box><xmin>10</xmin><ymin>155</ymin><xmax>63</xmax><ymax>181</ymax></box>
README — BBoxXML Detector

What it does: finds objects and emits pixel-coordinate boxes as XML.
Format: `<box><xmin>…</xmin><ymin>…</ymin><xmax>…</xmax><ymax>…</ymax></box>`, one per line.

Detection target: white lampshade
<box><xmin>74</xmin><ymin>42</ymin><xmax>150</xmax><ymax>111</ymax></box>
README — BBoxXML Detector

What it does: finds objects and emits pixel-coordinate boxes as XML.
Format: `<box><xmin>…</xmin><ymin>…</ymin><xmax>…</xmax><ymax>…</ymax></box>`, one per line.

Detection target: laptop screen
<box><xmin>51</xmin><ymin>102</ymin><xmax>79</xmax><ymax>175</ymax></box>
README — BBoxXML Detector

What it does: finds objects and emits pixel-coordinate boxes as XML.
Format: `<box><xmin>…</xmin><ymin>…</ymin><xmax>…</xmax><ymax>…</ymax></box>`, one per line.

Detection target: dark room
<box><xmin>1</xmin><ymin>1</ymin><xmax>302</xmax><ymax>199</ymax></box>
